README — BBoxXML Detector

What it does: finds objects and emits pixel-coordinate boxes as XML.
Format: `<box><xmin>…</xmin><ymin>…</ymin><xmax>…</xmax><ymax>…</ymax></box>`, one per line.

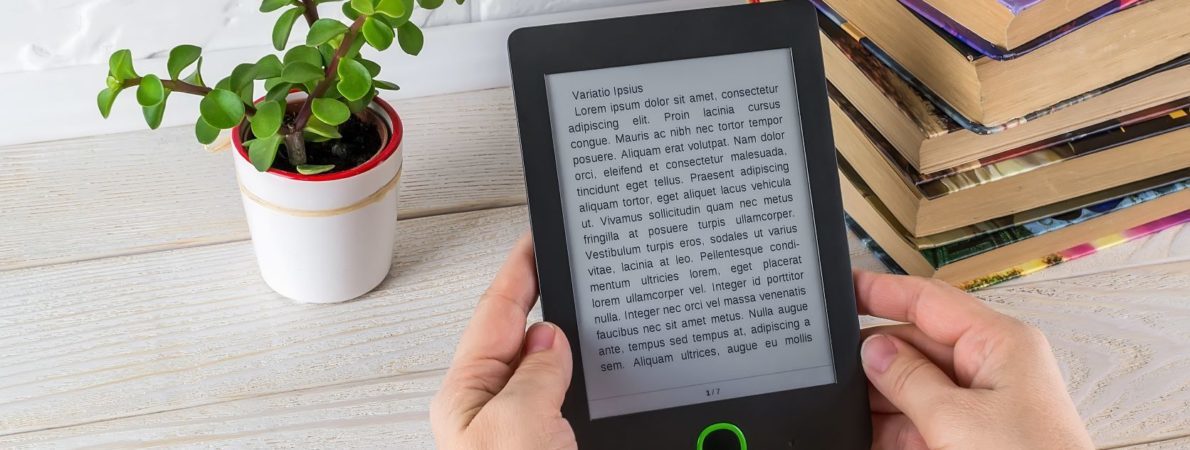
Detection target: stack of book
<box><xmin>763</xmin><ymin>0</ymin><xmax>1190</xmax><ymax>289</ymax></box>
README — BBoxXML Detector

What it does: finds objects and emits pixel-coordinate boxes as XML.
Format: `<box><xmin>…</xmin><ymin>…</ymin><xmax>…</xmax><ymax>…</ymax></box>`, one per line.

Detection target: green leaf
<box><xmin>255</xmin><ymin>55</ymin><xmax>283</xmax><ymax>79</ymax></box>
<box><xmin>336</xmin><ymin>58</ymin><xmax>372</xmax><ymax>101</ymax></box>
<box><xmin>297</xmin><ymin>164</ymin><xmax>336</xmax><ymax>175</ymax></box>
<box><xmin>183</xmin><ymin>57</ymin><xmax>206</xmax><ymax>87</ymax></box>
<box><xmin>142</xmin><ymin>90</ymin><xmax>170</xmax><ymax>129</ymax></box>
<box><xmin>416</xmin><ymin>0</ymin><xmax>444</xmax><ymax>9</ymax></box>
<box><xmin>394</xmin><ymin>0</ymin><xmax>415</xmax><ymax>26</ymax></box>
<box><xmin>251</xmin><ymin>100</ymin><xmax>285</xmax><ymax>138</ymax></box>
<box><xmin>238</xmin><ymin>83</ymin><xmax>256</xmax><ymax>105</ymax></box>
<box><xmin>346</xmin><ymin>88</ymin><xmax>377</xmax><ymax>114</ymax></box>
<box><xmin>376</xmin><ymin>0</ymin><xmax>406</xmax><ymax>18</ymax></box>
<box><xmin>229</xmin><ymin>63</ymin><xmax>258</xmax><ymax>91</ymax></box>
<box><xmin>281</xmin><ymin>62</ymin><xmax>324</xmax><ymax>83</ymax></box>
<box><xmin>307</xmin><ymin>19</ymin><xmax>349</xmax><ymax>46</ymax></box>
<box><xmin>260</xmin><ymin>0</ymin><xmax>292</xmax><ymax>12</ymax></box>
<box><xmin>351</xmin><ymin>0</ymin><xmax>375</xmax><ymax>15</ymax></box>
<box><xmin>373</xmin><ymin>79</ymin><xmax>400</xmax><ymax>90</ymax></box>
<box><xmin>248</xmin><ymin>135</ymin><xmax>283</xmax><ymax>172</ymax></box>
<box><xmin>264</xmin><ymin>76</ymin><xmax>285</xmax><ymax>91</ymax></box>
<box><xmin>284</xmin><ymin>45</ymin><xmax>324</xmax><ymax>67</ymax></box>
<box><xmin>167</xmin><ymin>45</ymin><xmax>202</xmax><ymax>79</ymax></box>
<box><xmin>396</xmin><ymin>22</ymin><xmax>424</xmax><ymax>56</ymax></box>
<box><xmin>361</xmin><ymin>16</ymin><xmax>394</xmax><ymax>51</ymax></box>
<box><xmin>265</xmin><ymin>82</ymin><xmax>293</xmax><ymax>102</ymax></box>
<box><xmin>312</xmin><ymin>98</ymin><xmax>350</xmax><ymax>125</ymax></box>
<box><xmin>345</xmin><ymin>35</ymin><xmax>367</xmax><ymax>60</ymax></box>
<box><xmin>360</xmin><ymin>58</ymin><xmax>381</xmax><ymax>77</ymax></box>
<box><xmin>195</xmin><ymin>118</ymin><xmax>221</xmax><ymax>145</ymax></box>
<box><xmin>106</xmin><ymin>75</ymin><xmax>122</xmax><ymax>92</ymax></box>
<box><xmin>342</xmin><ymin>2</ymin><xmax>360</xmax><ymax>19</ymax></box>
<box><xmin>136</xmin><ymin>74</ymin><xmax>165</xmax><ymax>107</ymax></box>
<box><xmin>304</xmin><ymin>117</ymin><xmax>342</xmax><ymax>139</ymax></box>
<box><xmin>108</xmin><ymin>49</ymin><xmax>137</xmax><ymax>80</ymax></box>
<box><xmin>272</xmin><ymin>6</ymin><xmax>305</xmax><ymax>51</ymax></box>
<box><xmin>97</xmin><ymin>88</ymin><xmax>119</xmax><ymax>119</ymax></box>
<box><xmin>200</xmin><ymin>89</ymin><xmax>247</xmax><ymax>129</ymax></box>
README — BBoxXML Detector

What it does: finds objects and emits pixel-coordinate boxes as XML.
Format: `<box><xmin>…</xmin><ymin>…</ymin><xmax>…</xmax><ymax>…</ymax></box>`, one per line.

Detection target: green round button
<box><xmin>696</xmin><ymin>422</ymin><xmax>747</xmax><ymax>450</ymax></box>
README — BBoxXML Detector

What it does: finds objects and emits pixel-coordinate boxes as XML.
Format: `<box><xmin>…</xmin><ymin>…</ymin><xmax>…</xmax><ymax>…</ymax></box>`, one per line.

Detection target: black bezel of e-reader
<box><xmin>508</xmin><ymin>2</ymin><xmax>869</xmax><ymax>449</ymax></box>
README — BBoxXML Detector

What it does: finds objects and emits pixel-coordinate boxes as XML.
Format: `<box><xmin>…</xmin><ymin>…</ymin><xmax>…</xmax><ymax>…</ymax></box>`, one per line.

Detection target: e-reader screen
<box><xmin>545</xmin><ymin>48</ymin><xmax>836</xmax><ymax>419</ymax></box>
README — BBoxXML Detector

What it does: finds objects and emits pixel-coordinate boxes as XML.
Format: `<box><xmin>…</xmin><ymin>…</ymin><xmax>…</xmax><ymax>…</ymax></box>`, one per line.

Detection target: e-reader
<box><xmin>508</xmin><ymin>2</ymin><xmax>870</xmax><ymax>449</ymax></box>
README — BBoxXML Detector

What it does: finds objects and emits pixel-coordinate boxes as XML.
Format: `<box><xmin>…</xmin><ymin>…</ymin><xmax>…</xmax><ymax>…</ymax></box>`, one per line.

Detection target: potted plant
<box><xmin>97</xmin><ymin>0</ymin><xmax>464</xmax><ymax>304</ymax></box>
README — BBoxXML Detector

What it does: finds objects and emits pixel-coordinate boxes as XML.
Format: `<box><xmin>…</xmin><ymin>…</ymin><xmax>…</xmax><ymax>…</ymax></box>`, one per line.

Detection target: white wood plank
<box><xmin>0</xmin><ymin>206</ymin><xmax>532</xmax><ymax>436</ymax></box>
<box><xmin>1113</xmin><ymin>436</ymin><xmax>1190</xmax><ymax>450</ymax></box>
<box><xmin>1</xmin><ymin>206</ymin><xmax>1187</xmax><ymax>448</ymax></box>
<box><xmin>977</xmin><ymin>261</ymin><xmax>1190</xmax><ymax>448</ymax></box>
<box><xmin>0</xmin><ymin>89</ymin><xmax>526</xmax><ymax>271</ymax></box>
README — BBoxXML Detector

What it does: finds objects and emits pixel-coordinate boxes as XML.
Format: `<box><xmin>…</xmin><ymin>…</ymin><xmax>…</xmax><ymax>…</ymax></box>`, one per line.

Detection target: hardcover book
<box><xmin>808</xmin><ymin>0</ymin><xmax>1190</xmax><ymax>127</ymax></box>
<box><xmin>899</xmin><ymin>0</ymin><xmax>1146</xmax><ymax>60</ymax></box>
<box><xmin>818</xmin><ymin>13</ymin><xmax>1190</xmax><ymax>172</ymax></box>
<box><xmin>840</xmin><ymin>163</ymin><xmax>1190</xmax><ymax>290</ymax></box>
<box><xmin>829</xmin><ymin>90</ymin><xmax>1190</xmax><ymax>236</ymax></box>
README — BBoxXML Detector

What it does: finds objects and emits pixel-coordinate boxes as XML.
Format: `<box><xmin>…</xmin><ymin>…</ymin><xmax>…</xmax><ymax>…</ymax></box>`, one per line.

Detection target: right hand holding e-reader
<box><xmin>509</xmin><ymin>2</ymin><xmax>870</xmax><ymax>448</ymax></box>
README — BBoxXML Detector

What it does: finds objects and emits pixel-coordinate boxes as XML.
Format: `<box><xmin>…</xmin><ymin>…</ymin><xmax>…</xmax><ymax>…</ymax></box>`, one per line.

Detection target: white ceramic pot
<box><xmin>232</xmin><ymin>95</ymin><xmax>403</xmax><ymax>304</ymax></box>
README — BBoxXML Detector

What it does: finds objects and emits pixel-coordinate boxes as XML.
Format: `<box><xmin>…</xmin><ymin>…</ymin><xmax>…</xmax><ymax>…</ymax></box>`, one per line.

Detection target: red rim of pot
<box><xmin>232</xmin><ymin>95</ymin><xmax>403</xmax><ymax>183</ymax></box>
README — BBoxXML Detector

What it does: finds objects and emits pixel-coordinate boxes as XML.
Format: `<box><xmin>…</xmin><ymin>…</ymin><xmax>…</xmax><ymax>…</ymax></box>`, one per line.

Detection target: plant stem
<box><xmin>300</xmin><ymin>0</ymin><xmax>320</xmax><ymax>25</ymax></box>
<box><xmin>283</xmin><ymin>130</ymin><xmax>308</xmax><ymax>166</ymax></box>
<box><xmin>122</xmin><ymin>77</ymin><xmax>258</xmax><ymax>115</ymax></box>
<box><xmin>292</xmin><ymin>16</ymin><xmax>367</xmax><ymax>133</ymax></box>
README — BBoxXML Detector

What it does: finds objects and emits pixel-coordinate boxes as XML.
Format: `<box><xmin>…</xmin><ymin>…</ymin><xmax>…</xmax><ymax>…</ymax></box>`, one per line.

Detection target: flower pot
<box><xmin>232</xmin><ymin>94</ymin><xmax>403</xmax><ymax>304</ymax></box>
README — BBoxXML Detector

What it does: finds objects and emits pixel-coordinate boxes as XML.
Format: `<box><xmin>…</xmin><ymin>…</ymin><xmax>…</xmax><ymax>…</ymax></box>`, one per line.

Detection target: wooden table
<box><xmin>2</xmin><ymin>88</ymin><xmax>1187</xmax><ymax>449</ymax></box>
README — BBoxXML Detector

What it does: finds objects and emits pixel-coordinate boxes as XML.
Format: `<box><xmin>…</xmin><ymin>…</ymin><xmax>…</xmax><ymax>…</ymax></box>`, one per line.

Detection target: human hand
<box><xmin>854</xmin><ymin>271</ymin><xmax>1094</xmax><ymax>450</ymax></box>
<box><xmin>431</xmin><ymin>235</ymin><xmax>578</xmax><ymax>450</ymax></box>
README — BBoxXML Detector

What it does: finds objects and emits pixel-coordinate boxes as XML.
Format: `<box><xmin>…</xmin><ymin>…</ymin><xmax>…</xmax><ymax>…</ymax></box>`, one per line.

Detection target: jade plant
<box><xmin>98</xmin><ymin>0</ymin><xmax>462</xmax><ymax>175</ymax></box>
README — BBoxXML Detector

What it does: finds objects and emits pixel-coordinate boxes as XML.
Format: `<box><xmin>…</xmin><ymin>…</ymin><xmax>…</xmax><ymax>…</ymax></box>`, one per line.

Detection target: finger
<box><xmin>868</xmin><ymin>384</ymin><xmax>898</xmax><ymax>414</ymax></box>
<box><xmin>871</xmin><ymin>414</ymin><xmax>929</xmax><ymax>450</ymax></box>
<box><xmin>453</xmin><ymin>233</ymin><xmax>539</xmax><ymax>366</ymax></box>
<box><xmin>862</xmin><ymin>324</ymin><xmax>956</xmax><ymax>381</ymax></box>
<box><xmin>861</xmin><ymin>334</ymin><xmax>961</xmax><ymax>438</ymax></box>
<box><xmin>494</xmin><ymin>322</ymin><xmax>574</xmax><ymax>412</ymax></box>
<box><xmin>853</xmin><ymin>271</ymin><xmax>1014</xmax><ymax>346</ymax></box>
<box><xmin>433</xmin><ymin>234</ymin><xmax>538</xmax><ymax>433</ymax></box>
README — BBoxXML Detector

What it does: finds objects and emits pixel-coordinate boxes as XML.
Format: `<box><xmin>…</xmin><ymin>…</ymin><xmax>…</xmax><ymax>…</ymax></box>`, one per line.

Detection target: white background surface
<box><xmin>0</xmin><ymin>0</ymin><xmax>660</xmax><ymax>74</ymax></box>
<box><xmin>0</xmin><ymin>0</ymin><xmax>727</xmax><ymax>147</ymax></box>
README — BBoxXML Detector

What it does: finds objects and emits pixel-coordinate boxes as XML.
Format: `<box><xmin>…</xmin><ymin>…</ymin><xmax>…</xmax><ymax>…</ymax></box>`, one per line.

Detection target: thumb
<box><xmin>862</xmin><ymin>334</ymin><xmax>960</xmax><ymax>433</ymax></box>
<box><xmin>496</xmin><ymin>322</ymin><xmax>574</xmax><ymax>411</ymax></box>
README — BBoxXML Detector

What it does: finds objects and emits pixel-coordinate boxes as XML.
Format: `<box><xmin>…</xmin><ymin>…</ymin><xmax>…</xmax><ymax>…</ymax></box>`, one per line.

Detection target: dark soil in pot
<box><xmin>244</xmin><ymin>107</ymin><xmax>388</xmax><ymax>176</ymax></box>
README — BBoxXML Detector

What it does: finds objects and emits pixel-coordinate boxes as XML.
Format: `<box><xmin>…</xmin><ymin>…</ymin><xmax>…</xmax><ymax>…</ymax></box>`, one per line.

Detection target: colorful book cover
<box><xmin>844</xmin><ymin>187</ymin><xmax>1190</xmax><ymax>291</ymax></box>
<box><xmin>919</xmin><ymin>102</ymin><xmax>1190</xmax><ymax>198</ymax></box>
<box><xmin>809</xmin><ymin>0</ymin><xmax>1190</xmax><ymax>133</ymax></box>
<box><xmin>921</xmin><ymin>179</ymin><xmax>1187</xmax><ymax>267</ymax></box>
<box><xmin>912</xmin><ymin>172</ymin><xmax>1190</xmax><ymax>249</ymax></box>
<box><xmin>841</xmin><ymin>155</ymin><xmax>1189</xmax><ymax>258</ymax></box>
<box><xmin>957</xmin><ymin>210</ymin><xmax>1190</xmax><ymax>290</ymax></box>
<box><xmin>818</xmin><ymin>12</ymin><xmax>960</xmax><ymax>140</ymax></box>
<box><xmin>917</xmin><ymin>100</ymin><xmax>1190</xmax><ymax>185</ymax></box>
<box><xmin>898</xmin><ymin>0</ymin><xmax>1148</xmax><ymax>60</ymax></box>
<box><xmin>828</xmin><ymin>83</ymin><xmax>1190</xmax><ymax>200</ymax></box>
<box><xmin>845</xmin><ymin>215</ymin><xmax>910</xmax><ymax>276</ymax></box>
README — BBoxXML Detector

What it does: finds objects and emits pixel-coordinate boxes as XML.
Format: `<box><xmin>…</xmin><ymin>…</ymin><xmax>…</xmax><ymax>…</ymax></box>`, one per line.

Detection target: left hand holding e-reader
<box><xmin>508</xmin><ymin>2</ymin><xmax>870</xmax><ymax>448</ymax></box>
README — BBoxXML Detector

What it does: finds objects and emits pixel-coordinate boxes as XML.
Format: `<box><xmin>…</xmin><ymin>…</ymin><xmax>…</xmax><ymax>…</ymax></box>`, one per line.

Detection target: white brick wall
<box><xmin>0</xmin><ymin>0</ymin><xmax>659</xmax><ymax>74</ymax></box>
<box><xmin>0</xmin><ymin>0</ymin><xmax>737</xmax><ymax>146</ymax></box>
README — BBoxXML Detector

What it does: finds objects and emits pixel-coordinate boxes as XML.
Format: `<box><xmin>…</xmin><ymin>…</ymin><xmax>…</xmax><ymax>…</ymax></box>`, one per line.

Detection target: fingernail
<box><xmin>525</xmin><ymin>323</ymin><xmax>557</xmax><ymax>354</ymax></box>
<box><xmin>862</xmin><ymin>335</ymin><xmax>897</xmax><ymax>374</ymax></box>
